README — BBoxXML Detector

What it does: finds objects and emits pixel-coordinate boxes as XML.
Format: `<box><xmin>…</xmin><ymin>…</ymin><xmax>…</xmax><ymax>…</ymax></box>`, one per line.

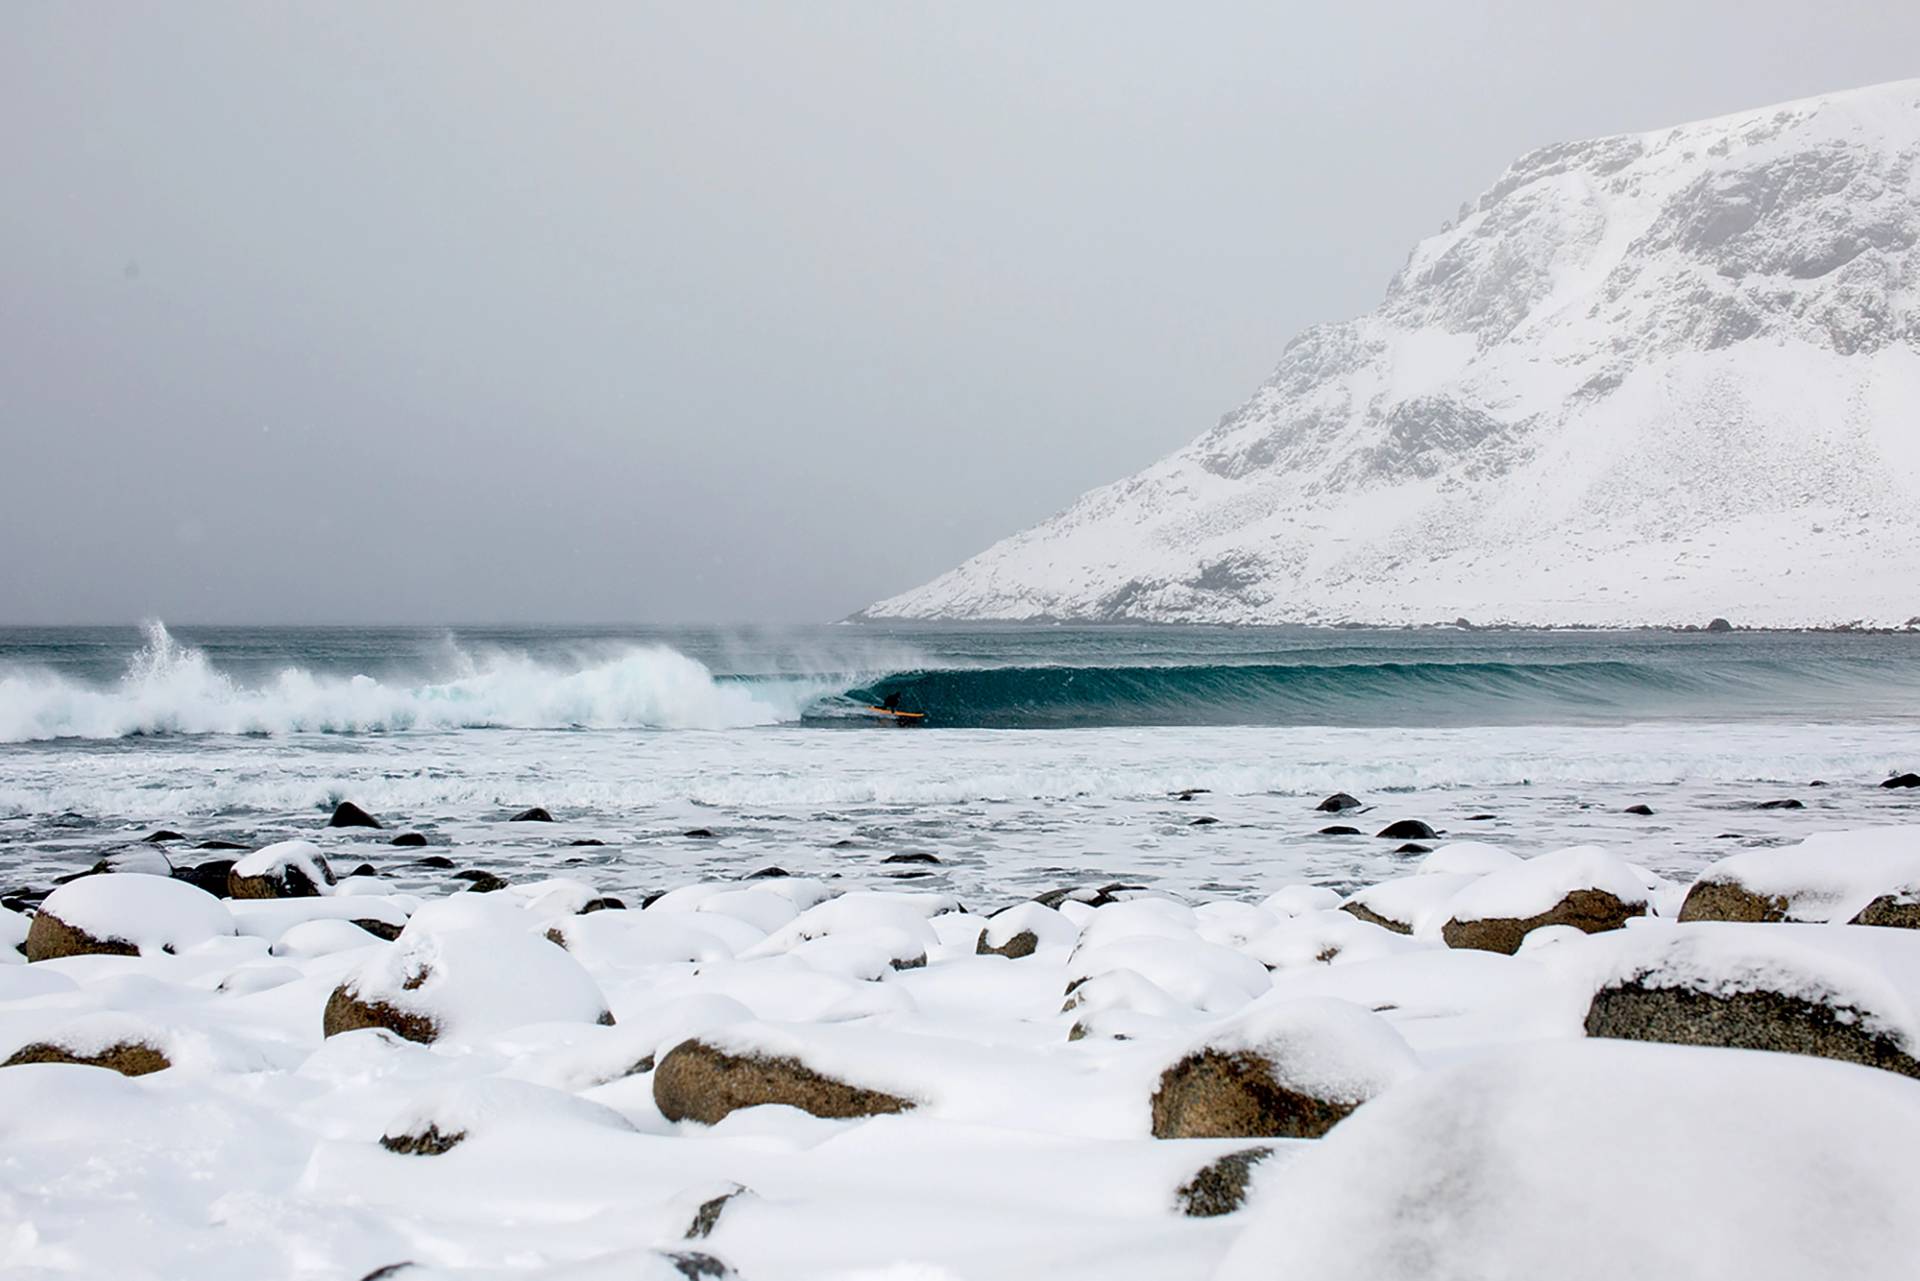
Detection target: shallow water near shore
<box><xmin>3</xmin><ymin>622</ymin><xmax>1918</xmax><ymax>902</ymax></box>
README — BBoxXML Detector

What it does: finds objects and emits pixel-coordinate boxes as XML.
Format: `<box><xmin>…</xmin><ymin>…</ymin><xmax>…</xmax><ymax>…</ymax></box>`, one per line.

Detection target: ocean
<box><xmin>3</xmin><ymin>620</ymin><xmax>1918</xmax><ymax>905</ymax></box>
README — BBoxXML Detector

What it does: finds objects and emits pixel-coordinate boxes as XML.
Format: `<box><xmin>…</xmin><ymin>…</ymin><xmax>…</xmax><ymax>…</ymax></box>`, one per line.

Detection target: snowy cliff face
<box><xmin>865</xmin><ymin>81</ymin><xmax>1920</xmax><ymax>628</ymax></box>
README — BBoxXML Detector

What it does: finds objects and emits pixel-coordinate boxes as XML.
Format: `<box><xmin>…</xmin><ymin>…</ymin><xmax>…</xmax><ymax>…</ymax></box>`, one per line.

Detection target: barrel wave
<box><xmin>841</xmin><ymin>655</ymin><xmax>1913</xmax><ymax>728</ymax></box>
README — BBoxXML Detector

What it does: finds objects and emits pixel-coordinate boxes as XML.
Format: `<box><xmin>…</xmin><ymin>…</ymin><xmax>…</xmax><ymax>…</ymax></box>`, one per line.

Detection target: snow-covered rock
<box><xmin>228</xmin><ymin>839</ymin><xmax>337</xmax><ymax>899</ymax></box>
<box><xmin>976</xmin><ymin>901</ymin><xmax>1079</xmax><ymax>958</ymax></box>
<box><xmin>1679</xmin><ymin>827</ymin><xmax>1920</xmax><ymax>924</ymax></box>
<box><xmin>24</xmin><ymin>873</ymin><xmax>236</xmax><ymax>961</ymax></box>
<box><xmin>323</xmin><ymin>927</ymin><xmax>615</xmax><ymax>1045</ymax></box>
<box><xmin>1440</xmin><ymin>844</ymin><xmax>1650</xmax><ymax>953</ymax></box>
<box><xmin>1580</xmin><ymin>922</ymin><xmax>1920</xmax><ymax>1079</ymax></box>
<box><xmin>1150</xmin><ymin>995</ymin><xmax>1417</xmax><ymax>1139</ymax></box>
<box><xmin>865</xmin><ymin>80</ymin><xmax>1920</xmax><ymax>628</ymax></box>
<box><xmin>652</xmin><ymin>1033</ymin><xmax>918</xmax><ymax>1125</ymax></box>
<box><xmin>1216</xmin><ymin>1038</ymin><xmax>1920</xmax><ymax>1281</ymax></box>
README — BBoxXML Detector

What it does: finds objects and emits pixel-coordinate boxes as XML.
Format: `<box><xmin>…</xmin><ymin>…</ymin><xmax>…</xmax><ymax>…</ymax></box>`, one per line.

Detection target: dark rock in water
<box><xmin>389</xmin><ymin>832</ymin><xmax>429</xmax><ymax>848</ymax></box>
<box><xmin>1808</xmin><ymin>780</ymin><xmax>1830</xmax><ymax>788</ymax></box>
<box><xmin>977</xmin><ymin>928</ymin><xmax>1040</xmax><ymax>960</ymax></box>
<box><xmin>357</xmin><ymin>1266</ymin><xmax>416</xmax><ymax>1281</ymax></box>
<box><xmin>1465</xmin><ymin>814</ymin><xmax>1496</xmax><ymax>822</ymax></box>
<box><xmin>744</xmin><ymin>866</ymin><xmax>791</xmax><ymax>880</ymax></box>
<box><xmin>641</xmin><ymin>890</ymin><xmax>668</xmax><ymax>909</ymax></box>
<box><xmin>143</xmin><ymin>830</ymin><xmax>186</xmax><ymax>844</ymax></box>
<box><xmin>830</xmin><ymin>839</ymin><xmax>858</xmax><ymax>848</ymax></box>
<box><xmin>509</xmin><ymin>806</ymin><xmax>554</xmax><ymax>823</ymax></box>
<box><xmin>411</xmin><ymin>855</ymin><xmax>456</xmax><ymax>869</ymax></box>
<box><xmin>1376</xmin><ymin>819</ymin><xmax>1437</xmax><ymax>840</ymax></box>
<box><xmin>1189</xmin><ymin>816</ymin><xmax>1220</xmax><ymax>827</ymax></box>
<box><xmin>882</xmin><ymin>852</ymin><xmax>942</xmax><ymax>865</ymax></box>
<box><xmin>1172</xmin><ymin>788</ymin><xmax>1211</xmax><ymax>801</ymax></box>
<box><xmin>380</xmin><ymin>1123</ymin><xmax>466</xmax><ymax>1156</ymax></box>
<box><xmin>327</xmin><ymin>801</ymin><xmax>382</xmax><ymax>829</ymax></box>
<box><xmin>581</xmin><ymin>896</ymin><xmax>627</xmax><ymax>913</ymax></box>
<box><xmin>685</xmin><ymin>828</ymin><xmax>717</xmax><ymax>839</ymax></box>
<box><xmin>1177</xmin><ymin>1146</ymin><xmax>1276</xmax><ymax>1217</ymax></box>
<box><xmin>347</xmin><ymin>863</ymin><xmax>379</xmax><ymax>879</ymax></box>
<box><xmin>195</xmin><ymin>839</ymin><xmax>249</xmax><ymax>851</ymax></box>
<box><xmin>3</xmin><ymin>1039</ymin><xmax>171</xmax><ymax>1077</ymax></box>
<box><xmin>1034</xmin><ymin>885</ymin><xmax>1125</xmax><ymax>910</ymax></box>
<box><xmin>653</xmin><ymin>1038</ymin><xmax>915</xmax><ymax>1124</ymax></box>
<box><xmin>1151</xmin><ymin>1049</ymin><xmax>1359</xmax><ymax>1139</ymax></box>
<box><xmin>569</xmin><ymin>838</ymin><xmax>607</xmax><ymax>847</ymax></box>
<box><xmin>172</xmin><ymin>860</ymin><xmax>236</xmax><ymax>898</ymax></box>
<box><xmin>453</xmin><ymin>870</ymin><xmax>508</xmax><ymax>893</ymax></box>
<box><xmin>686</xmin><ymin>1183</ymin><xmax>753</xmax><ymax>1239</ymax></box>
<box><xmin>1586</xmin><ymin>981</ymin><xmax>1920</xmax><ymax>1080</ymax></box>
<box><xmin>1754</xmin><ymin>798</ymin><xmax>1804</xmax><ymax>810</ymax></box>
<box><xmin>1624</xmin><ymin>804</ymin><xmax>1655</xmax><ymax>816</ymax></box>
<box><xmin>1394</xmin><ymin>843</ymin><xmax>1432</xmax><ymax>855</ymax></box>
<box><xmin>1883</xmin><ymin>773</ymin><xmax>1920</xmax><ymax>789</ymax></box>
<box><xmin>353</xmin><ymin>918</ymin><xmax>404</xmax><ymax>942</ymax></box>
<box><xmin>1442</xmin><ymin>889</ymin><xmax>1646</xmax><ymax>954</ymax></box>
<box><xmin>1315</xmin><ymin>792</ymin><xmax>1362</xmax><ymax>813</ymax></box>
<box><xmin>1317</xmin><ymin>825</ymin><xmax>1361</xmax><ymax>836</ymax></box>
<box><xmin>1706</xmin><ymin>617</ymin><xmax>1734</xmax><ymax>633</ymax></box>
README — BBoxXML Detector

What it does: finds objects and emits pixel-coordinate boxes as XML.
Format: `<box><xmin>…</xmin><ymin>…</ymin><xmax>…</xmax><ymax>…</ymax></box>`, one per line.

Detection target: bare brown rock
<box><xmin>379</xmin><ymin>1124</ymin><xmax>467</xmax><ymax>1156</ymax></box>
<box><xmin>653</xmin><ymin>1038</ymin><xmax>915</xmax><ymax>1125</ymax></box>
<box><xmin>1677</xmin><ymin>879</ymin><xmax>1792</xmax><ymax>923</ymax></box>
<box><xmin>1586</xmin><ymin>981</ymin><xmax>1920</xmax><ymax>1080</ymax></box>
<box><xmin>1337</xmin><ymin>901</ymin><xmax>1411</xmax><ymax>935</ymax></box>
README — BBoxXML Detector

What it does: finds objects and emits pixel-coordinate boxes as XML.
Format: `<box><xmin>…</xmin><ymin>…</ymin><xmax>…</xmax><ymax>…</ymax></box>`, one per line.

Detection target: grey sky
<box><xmin>4</xmin><ymin>3</ymin><xmax>1916</xmax><ymax>624</ymax></box>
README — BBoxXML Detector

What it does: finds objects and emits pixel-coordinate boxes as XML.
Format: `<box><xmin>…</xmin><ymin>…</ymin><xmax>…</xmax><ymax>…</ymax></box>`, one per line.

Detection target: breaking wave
<box><xmin>0</xmin><ymin>622</ymin><xmax>839</xmax><ymax>741</ymax></box>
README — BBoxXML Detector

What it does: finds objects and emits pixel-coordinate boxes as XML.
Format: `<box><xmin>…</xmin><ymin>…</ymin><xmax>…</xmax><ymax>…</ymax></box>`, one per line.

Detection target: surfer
<box><xmin>882</xmin><ymin>692</ymin><xmax>902</xmax><ymax>711</ymax></box>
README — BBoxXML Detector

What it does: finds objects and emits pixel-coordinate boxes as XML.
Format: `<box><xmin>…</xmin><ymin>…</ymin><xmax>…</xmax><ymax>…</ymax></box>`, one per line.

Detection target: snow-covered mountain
<box><xmin>865</xmin><ymin>81</ymin><xmax>1920</xmax><ymax>629</ymax></box>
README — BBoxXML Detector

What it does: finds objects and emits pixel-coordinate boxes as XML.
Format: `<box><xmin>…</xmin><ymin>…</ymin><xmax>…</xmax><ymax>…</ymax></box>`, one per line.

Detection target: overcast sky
<box><xmin>4</xmin><ymin>3</ymin><xmax>1916</xmax><ymax>624</ymax></box>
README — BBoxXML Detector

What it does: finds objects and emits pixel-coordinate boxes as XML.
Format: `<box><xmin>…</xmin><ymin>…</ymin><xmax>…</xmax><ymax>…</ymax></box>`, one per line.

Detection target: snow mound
<box><xmin>329</xmin><ymin>926</ymin><xmax>614</xmax><ymax>1043</ymax></box>
<box><xmin>1215</xmin><ymin>1038</ymin><xmax>1920</xmax><ymax>1281</ymax></box>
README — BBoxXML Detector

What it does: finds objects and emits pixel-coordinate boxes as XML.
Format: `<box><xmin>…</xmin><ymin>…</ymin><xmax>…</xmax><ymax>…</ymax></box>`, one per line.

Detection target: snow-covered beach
<box><xmin>7</xmin><ymin>810</ymin><xmax>1920</xmax><ymax>1279</ymax></box>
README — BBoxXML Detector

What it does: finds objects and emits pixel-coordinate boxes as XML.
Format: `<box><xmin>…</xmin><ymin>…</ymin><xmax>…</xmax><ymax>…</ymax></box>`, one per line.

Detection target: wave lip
<box><xmin>0</xmin><ymin>622</ymin><xmax>836</xmax><ymax>742</ymax></box>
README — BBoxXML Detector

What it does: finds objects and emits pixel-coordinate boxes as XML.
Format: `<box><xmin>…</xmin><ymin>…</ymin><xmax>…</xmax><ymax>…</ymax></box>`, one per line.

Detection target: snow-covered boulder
<box><xmin>1149</xmin><ymin>995</ymin><xmax>1417</xmax><ymax>1139</ymax></box>
<box><xmin>1582</xmin><ymin>923</ymin><xmax>1920</xmax><ymax>1080</ymax></box>
<box><xmin>1215</xmin><ymin>1039</ymin><xmax>1920</xmax><ymax>1281</ymax></box>
<box><xmin>228</xmin><ymin>839</ymin><xmax>337</xmax><ymax>899</ymax></box>
<box><xmin>1417</xmin><ymin>841</ymin><xmax>1523</xmax><ymax>877</ymax></box>
<box><xmin>975</xmin><ymin>901</ymin><xmax>1078</xmax><ymax>958</ymax></box>
<box><xmin>1339</xmin><ymin>872</ymin><xmax>1479</xmax><ymax>936</ymax></box>
<box><xmin>1440</xmin><ymin>845</ymin><xmax>1649</xmax><ymax>953</ymax></box>
<box><xmin>653</xmin><ymin>1034</ymin><xmax>917</xmax><ymax>1125</ymax></box>
<box><xmin>1259</xmin><ymin>886</ymin><xmax>1342</xmax><ymax>917</ymax></box>
<box><xmin>1678</xmin><ymin>828</ymin><xmax>1920</xmax><ymax>925</ymax></box>
<box><xmin>24</xmin><ymin>873</ymin><xmax>235</xmax><ymax>961</ymax></box>
<box><xmin>323</xmin><ymin>928</ymin><xmax>614</xmax><ymax>1045</ymax></box>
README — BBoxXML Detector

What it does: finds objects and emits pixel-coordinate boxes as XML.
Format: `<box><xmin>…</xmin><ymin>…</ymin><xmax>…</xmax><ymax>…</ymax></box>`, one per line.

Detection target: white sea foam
<box><xmin>0</xmin><ymin>622</ymin><xmax>838</xmax><ymax>741</ymax></box>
